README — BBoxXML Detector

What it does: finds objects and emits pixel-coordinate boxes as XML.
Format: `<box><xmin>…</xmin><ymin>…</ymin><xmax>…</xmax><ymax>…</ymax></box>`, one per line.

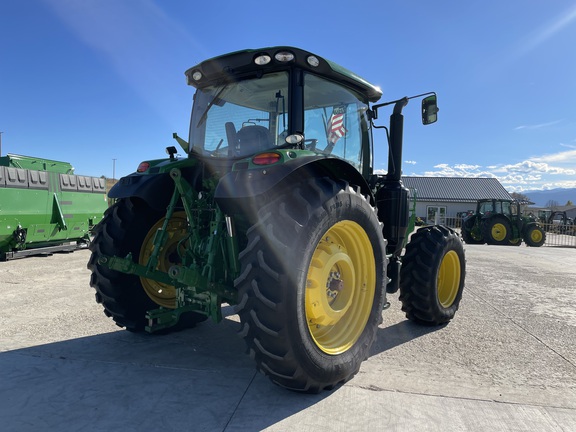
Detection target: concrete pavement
<box><xmin>1</xmin><ymin>244</ymin><xmax>575</xmax><ymax>431</ymax></box>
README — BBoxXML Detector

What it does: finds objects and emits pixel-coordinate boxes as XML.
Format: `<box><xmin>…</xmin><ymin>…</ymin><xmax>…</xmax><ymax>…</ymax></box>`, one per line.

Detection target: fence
<box><xmin>426</xmin><ymin>215</ymin><xmax>576</xmax><ymax>248</ymax></box>
<box><xmin>539</xmin><ymin>221</ymin><xmax>576</xmax><ymax>248</ymax></box>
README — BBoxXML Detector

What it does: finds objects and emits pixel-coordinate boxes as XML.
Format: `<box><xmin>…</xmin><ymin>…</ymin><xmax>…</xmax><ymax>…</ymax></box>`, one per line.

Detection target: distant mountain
<box><xmin>522</xmin><ymin>188</ymin><xmax>576</xmax><ymax>207</ymax></box>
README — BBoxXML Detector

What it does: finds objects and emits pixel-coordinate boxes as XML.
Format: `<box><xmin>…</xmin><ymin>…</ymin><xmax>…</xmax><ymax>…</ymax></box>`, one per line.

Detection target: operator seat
<box><xmin>235</xmin><ymin>125</ymin><xmax>269</xmax><ymax>156</ymax></box>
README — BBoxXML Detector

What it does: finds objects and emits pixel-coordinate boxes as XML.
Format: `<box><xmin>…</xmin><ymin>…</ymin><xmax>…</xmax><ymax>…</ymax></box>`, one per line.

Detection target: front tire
<box><xmin>399</xmin><ymin>226</ymin><xmax>465</xmax><ymax>325</ymax></box>
<box><xmin>524</xmin><ymin>224</ymin><xmax>546</xmax><ymax>247</ymax></box>
<box><xmin>235</xmin><ymin>177</ymin><xmax>386</xmax><ymax>392</ymax></box>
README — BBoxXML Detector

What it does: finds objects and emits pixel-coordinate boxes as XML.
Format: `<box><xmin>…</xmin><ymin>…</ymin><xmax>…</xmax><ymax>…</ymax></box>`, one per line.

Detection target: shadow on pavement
<box><xmin>1</xmin><ymin>303</ymin><xmax>442</xmax><ymax>431</ymax></box>
<box><xmin>372</xmin><ymin>319</ymin><xmax>444</xmax><ymax>355</ymax></box>
<box><xmin>0</xmin><ymin>313</ymin><xmax>329</xmax><ymax>431</ymax></box>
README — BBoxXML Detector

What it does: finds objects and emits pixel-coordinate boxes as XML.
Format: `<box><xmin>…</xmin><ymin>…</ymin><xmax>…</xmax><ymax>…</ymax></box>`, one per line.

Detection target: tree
<box><xmin>566</xmin><ymin>200</ymin><xmax>574</xmax><ymax>206</ymax></box>
<box><xmin>510</xmin><ymin>192</ymin><xmax>531</xmax><ymax>203</ymax></box>
<box><xmin>546</xmin><ymin>200</ymin><xmax>560</xmax><ymax>209</ymax></box>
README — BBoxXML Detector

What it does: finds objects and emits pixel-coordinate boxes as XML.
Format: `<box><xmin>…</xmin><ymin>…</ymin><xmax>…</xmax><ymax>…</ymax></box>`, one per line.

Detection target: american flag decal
<box><xmin>328</xmin><ymin>106</ymin><xmax>347</xmax><ymax>144</ymax></box>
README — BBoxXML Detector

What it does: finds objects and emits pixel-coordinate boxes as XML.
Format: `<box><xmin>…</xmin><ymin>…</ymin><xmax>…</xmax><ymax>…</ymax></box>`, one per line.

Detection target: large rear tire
<box><xmin>482</xmin><ymin>216</ymin><xmax>511</xmax><ymax>245</ymax></box>
<box><xmin>88</xmin><ymin>198</ymin><xmax>206</xmax><ymax>331</ymax></box>
<box><xmin>399</xmin><ymin>226</ymin><xmax>465</xmax><ymax>325</ymax></box>
<box><xmin>235</xmin><ymin>177</ymin><xmax>386</xmax><ymax>392</ymax></box>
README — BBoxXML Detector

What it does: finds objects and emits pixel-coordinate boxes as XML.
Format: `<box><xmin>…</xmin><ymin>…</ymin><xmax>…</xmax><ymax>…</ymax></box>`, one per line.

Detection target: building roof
<box><xmin>401</xmin><ymin>177</ymin><xmax>512</xmax><ymax>203</ymax></box>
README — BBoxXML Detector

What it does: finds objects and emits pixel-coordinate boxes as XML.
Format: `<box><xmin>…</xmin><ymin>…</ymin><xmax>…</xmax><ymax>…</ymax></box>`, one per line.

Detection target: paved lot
<box><xmin>1</xmin><ymin>244</ymin><xmax>575</xmax><ymax>431</ymax></box>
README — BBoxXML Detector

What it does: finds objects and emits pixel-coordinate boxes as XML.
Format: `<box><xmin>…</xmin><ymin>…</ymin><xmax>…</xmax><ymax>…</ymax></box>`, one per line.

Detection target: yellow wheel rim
<box><xmin>530</xmin><ymin>229</ymin><xmax>543</xmax><ymax>243</ymax></box>
<box><xmin>139</xmin><ymin>211</ymin><xmax>188</xmax><ymax>308</ymax></box>
<box><xmin>491</xmin><ymin>223</ymin><xmax>507</xmax><ymax>241</ymax></box>
<box><xmin>437</xmin><ymin>250</ymin><xmax>461</xmax><ymax>308</ymax></box>
<box><xmin>305</xmin><ymin>221</ymin><xmax>376</xmax><ymax>355</ymax></box>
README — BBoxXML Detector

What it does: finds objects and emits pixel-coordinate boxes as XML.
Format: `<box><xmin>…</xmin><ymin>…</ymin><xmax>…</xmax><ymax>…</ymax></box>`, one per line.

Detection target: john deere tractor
<box><xmin>88</xmin><ymin>47</ymin><xmax>465</xmax><ymax>392</ymax></box>
<box><xmin>461</xmin><ymin>198</ymin><xmax>546</xmax><ymax>247</ymax></box>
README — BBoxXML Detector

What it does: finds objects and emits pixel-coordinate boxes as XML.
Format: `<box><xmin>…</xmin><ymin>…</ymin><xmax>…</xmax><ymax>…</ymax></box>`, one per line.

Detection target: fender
<box><xmin>521</xmin><ymin>221</ymin><xmax>539</xmax><ymax>236</ymax></box>
<box><xmin>214</xmin><ymin>155</ymin><xmax>373</xmax><ymax>214</ymax></box>
<box><xmin>108</xmin><ymin>172</ymin><xmax>175</xmax><ymax>212</ymax></box>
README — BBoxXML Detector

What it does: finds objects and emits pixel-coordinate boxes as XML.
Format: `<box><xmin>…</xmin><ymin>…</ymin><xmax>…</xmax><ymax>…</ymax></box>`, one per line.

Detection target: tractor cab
<box><xmin>185</xmin><ymin>48</ymin><xmax>381</xmax><ymax>179</ymax></box>
<box><xmin>476</xmin><ymin>199</ymin><xmax>517</xmax><ymax>218</ymax></box>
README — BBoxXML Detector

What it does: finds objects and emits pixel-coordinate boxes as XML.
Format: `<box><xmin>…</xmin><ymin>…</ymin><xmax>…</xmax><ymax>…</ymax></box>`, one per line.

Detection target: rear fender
<box><xmin>463</xmin><ymin>214</ymin><xmax>479</xmax><ymax>229</ymax></box>
<box><xmin>214</xmin><ymin>157</ymin><xmax>373</xmax><ymax>215</ymax></box>
<box><xmin>108</xmin><ymin>173</ymin><xmax>175</xmax><ymax>212</ymax></box>
<box><xmin>522</xmin><ymin>221</ymin><xmax>539</xmax><ymax>236</ymax></box>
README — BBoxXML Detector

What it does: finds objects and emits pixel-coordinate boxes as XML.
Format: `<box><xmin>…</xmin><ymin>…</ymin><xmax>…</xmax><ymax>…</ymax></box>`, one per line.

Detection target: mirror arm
<box><xmin>371</xmin><ymin>92</ymin><xmax>435</xmax><ymax>119</ymax></box>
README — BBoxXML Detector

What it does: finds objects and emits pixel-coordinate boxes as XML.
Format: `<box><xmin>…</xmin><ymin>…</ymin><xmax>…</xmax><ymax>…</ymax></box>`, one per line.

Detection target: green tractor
<box><xmin>546</xmin><ymin>211</ymin><xmax>575</xmax><ymax>235</ymax></box>
<box><xmin>88</xmin><ymin>47</ymin><xmax>465</xmax><ymax>392</ymax></box>
<box><xmin>461</xmin><ymin>198</ymin><xmax>546</xmax><ymax>247</ymax></box>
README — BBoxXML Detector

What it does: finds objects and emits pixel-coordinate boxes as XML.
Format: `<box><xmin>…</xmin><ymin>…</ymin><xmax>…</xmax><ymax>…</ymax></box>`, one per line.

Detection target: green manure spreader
<box><xmin>88</xmin><ymin>47</ymin><xmax>466</xmax><ymax>392</ymax></box>
<box><xmin>0</xmin><ymin>154</ymin><xmax>107</xmax><ymax>260</ymax></box>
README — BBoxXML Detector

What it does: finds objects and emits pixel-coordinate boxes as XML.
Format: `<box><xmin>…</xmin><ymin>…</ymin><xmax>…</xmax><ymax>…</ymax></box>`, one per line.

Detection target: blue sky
<box><xmin>1</xmin><ymin>0</ymin><xmax>575</xmax><ymax>192</ymax></box>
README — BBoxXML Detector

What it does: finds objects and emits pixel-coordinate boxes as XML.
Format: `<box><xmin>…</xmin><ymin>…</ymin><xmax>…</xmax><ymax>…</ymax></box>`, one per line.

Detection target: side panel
<box><xmin>0</xmin><ymin>166</ymin><xmax>108</xmax><ymax>254</ymax></box>
<box><xmin>55</xmin><ymin>173</ymin><xmax>108</xmax><ymax>241</ymax></box>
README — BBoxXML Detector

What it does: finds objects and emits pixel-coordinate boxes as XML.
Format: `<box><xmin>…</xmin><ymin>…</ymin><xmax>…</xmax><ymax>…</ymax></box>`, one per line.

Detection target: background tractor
<box><xmin>88</xmin><ymin>47</ymin><xmax>466</xmax><ymax>392</ymax></box>
<box><xmin>461</xmin><ymin>198</ymin><xmax>546</xmax><ymax>247</ymax></box>
<box><xmin>546</xmin><ymin>211</ymin><xmax>575</xmax><ymax>235</ymax></box>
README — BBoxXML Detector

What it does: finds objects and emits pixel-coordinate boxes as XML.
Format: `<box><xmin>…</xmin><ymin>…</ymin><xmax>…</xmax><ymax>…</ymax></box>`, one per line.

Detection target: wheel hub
<box><xmin>306</xmin><ymin>242</ymin><xmax>354</xmax><ymax>327</ymax></box>
<box><xmin>327</xmin><ymin>272</ymin><xmax>344</xmax><ymax>303</ymax></box>
<box><xmin>491</xmin><ymin>223</ymin><xmax>507</xmax><ymax>241</ymax></box>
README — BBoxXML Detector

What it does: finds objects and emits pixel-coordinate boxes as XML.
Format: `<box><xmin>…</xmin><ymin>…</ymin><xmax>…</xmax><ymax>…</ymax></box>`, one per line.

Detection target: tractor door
<box><xmin>302</xmin><ymin>73</ymin><xmax>371</xmax><ymax>175</ymax></box>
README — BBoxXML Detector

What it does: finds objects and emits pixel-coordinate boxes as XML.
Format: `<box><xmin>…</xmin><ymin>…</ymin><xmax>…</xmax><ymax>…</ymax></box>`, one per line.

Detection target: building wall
<box><xmin>414</xmin><ymin>201</ymin><xmax>476</xmax><ymax>224</ymax></box>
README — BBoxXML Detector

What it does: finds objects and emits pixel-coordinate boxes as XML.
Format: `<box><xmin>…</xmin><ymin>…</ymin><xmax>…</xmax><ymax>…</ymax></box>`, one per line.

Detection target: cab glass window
<box><xmin>303</xmin><ymin>73</ymin><xmax>370</xmax><ymax>170</ymax></box>
<box><xmin>189</xmin><ymin>72</ymin><xmax>289</xmax><ymax>158</ymax></box>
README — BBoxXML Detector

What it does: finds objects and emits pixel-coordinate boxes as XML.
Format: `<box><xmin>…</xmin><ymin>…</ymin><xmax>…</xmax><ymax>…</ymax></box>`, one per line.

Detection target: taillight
<box><xmin>252</xmin><ymin>152</ymin><xmax>281</xmax><ymax>165</ymax></box>
<box><xmin>137</xmin><ymin>162</ymin><xmax>150</xmax><ymax>173</ymax></box>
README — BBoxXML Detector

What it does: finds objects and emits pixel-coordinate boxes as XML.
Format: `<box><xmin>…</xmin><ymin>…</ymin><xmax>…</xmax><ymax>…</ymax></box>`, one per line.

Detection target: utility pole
<box><xmin>112</xmin><ymin>158</ymin><xmax>117</xmax><ymax>181</ymax></box>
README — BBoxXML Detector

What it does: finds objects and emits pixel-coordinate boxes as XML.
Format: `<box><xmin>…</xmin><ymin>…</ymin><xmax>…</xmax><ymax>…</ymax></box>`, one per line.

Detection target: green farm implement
<box><xmin>0</xmin><ymin>154</ymin><xmax>107</xmax><ymax>260</ymax></box>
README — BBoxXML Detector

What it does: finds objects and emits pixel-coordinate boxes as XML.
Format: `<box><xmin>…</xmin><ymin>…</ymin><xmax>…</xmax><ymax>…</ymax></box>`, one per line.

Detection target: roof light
<box><xmin>275</xmin><ymin>51</ymin><xmax>295</xmax><ymax>62</ymax></box>
<box><xmin>137</xmin><ymin>162</ymin><xmax>150</xmax><ymax>173</ymax></box>
<box><xmin>254</xmin><ymin>54</ymin><xmax>272</xmax><ymax>65</ymax></box>
<box><xmin>252</xmin><ymin>152</ymin><xmax>282</xmax><ymax>165</ymax></box>
<box><xmin>307</xmin><ymin>55</ymin><xmax>320</xmax><ymax>67</ymax></box>
<box><xmin>191</xmin><ymin>70</ymin><xmax>202</xmax><ymax>81</ymax></box>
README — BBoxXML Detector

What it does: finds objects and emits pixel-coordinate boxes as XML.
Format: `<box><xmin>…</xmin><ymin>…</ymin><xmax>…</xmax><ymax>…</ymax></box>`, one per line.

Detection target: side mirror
<box><xmin>422</xmin><ymin>95</ymin><xmax>439</xmax><ymax>125</ymax></box>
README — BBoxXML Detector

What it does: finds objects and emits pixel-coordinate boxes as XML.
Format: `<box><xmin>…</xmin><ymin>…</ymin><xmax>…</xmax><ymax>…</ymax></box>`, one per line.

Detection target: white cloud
<box><xmin>405</xmin><ymin>146</ymin><xmax>576</xmax><ymax>192</ymax></box>
<box><xmin>514</xmin><ymin>120</ymin><xmax>563</xmax><ymax>130</ymax></box>
<box><xmin>404</xmin><ymin>160</ymin><xmax>417</xmax><ymax>165</ymax></box>
<box><xmin>423</xmin><ymin>164</ymin><xmax>496</xmax><ymax>178</ymax></box>
<box><xmin>454</xmin><ymin>164</ymin><xmax>481</xmax><ymax>170</ymax></box>
<box><xmin>532</xmin><ymin>149</ymin><xmax>576</xmax><ymax>164</ymax></box>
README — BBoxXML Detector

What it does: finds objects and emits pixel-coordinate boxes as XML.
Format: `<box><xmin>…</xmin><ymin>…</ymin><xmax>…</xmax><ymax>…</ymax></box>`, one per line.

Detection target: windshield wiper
<box><xmin>196</xmin><ymin>84</ymin><xmax>229</xmax><ymax>128</ymax></box>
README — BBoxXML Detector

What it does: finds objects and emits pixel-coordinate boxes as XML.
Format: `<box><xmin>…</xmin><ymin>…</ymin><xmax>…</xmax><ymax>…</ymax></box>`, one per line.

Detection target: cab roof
<box><xmin>185</xmin><ymin>46</ymin><xmax>383</xmax><ymax>103</ymax></box>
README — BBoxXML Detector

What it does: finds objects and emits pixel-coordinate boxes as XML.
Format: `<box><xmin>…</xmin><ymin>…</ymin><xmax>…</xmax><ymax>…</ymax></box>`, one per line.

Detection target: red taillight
<box><xmin>137</xmin><ymin>162</ymin><xmax>150</xmax><ymax>173</ymax></box>
<box><xmin>252</xmin><ymin>152</ymin><xmax>281</xmax><ymax>166</ymax></box>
